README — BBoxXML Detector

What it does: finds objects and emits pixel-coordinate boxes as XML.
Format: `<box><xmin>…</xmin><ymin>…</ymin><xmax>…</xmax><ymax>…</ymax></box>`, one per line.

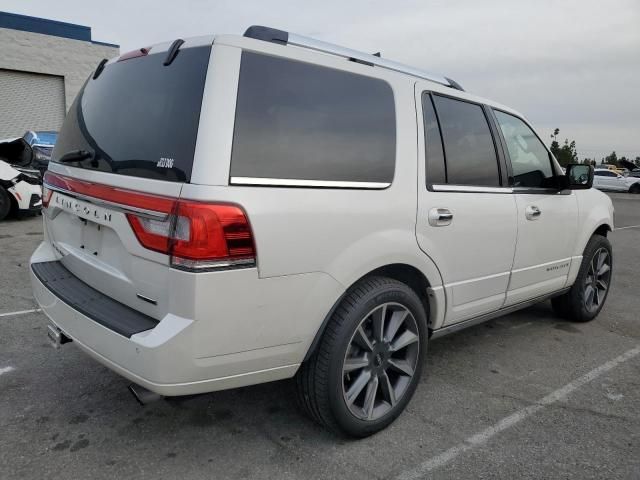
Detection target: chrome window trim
<box><xmin>431</xmin><ymin>184</ymin><xmax>513</xmax><ymax>194</ymax></box>
<box><xmin>230</xmin><ymin>177</ymin><xmax>391</xmax><ymax>189</ymax></box>
<box><xmin>44</xmin><ymin>183</ymin><xmax>169</xmax><ymax>220</ymax></box>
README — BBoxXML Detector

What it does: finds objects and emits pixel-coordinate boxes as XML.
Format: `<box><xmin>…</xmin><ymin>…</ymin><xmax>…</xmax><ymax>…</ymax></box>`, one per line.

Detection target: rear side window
<box><xmin>230</xmin><ymin>52</ymin><xmax>396</xmax><ymax>186</ymax></box>
<box><xmin>421</xmin><ymin>93</ymin><xmax>446</xmax><ymax>185</ymax></box>
<box><xmin>52</xmin><ymin>46</ymin><xmax>211</xmax><ymax>182</ymax></box>
<box><xmin>432</xmin><ymin>95</ymin><xmax>500</xmax><ymax>187</ymax></box>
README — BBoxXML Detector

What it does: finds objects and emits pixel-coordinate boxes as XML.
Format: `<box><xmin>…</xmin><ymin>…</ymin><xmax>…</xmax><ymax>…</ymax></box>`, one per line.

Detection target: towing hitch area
<box><xmin>47</xmin><ymin>324</ymin><xmax>72</xmax><ymax>349</ymax></box>
<box><xmin>128</xmin><ymin>383</ymin><xmax>163</xmax><ymax>405</ymax></box>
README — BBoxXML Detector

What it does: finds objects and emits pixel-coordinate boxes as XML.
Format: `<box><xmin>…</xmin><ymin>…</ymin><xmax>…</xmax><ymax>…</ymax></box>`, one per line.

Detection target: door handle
<box><xmin>525</xmin><ymin>205</ymin><xmax>541</xmax><ymax>220</ymax></box>
<box><xmin>428</xmin><ymin>208</ymin><xmax>453</xmax><ymax>227</ymax></box>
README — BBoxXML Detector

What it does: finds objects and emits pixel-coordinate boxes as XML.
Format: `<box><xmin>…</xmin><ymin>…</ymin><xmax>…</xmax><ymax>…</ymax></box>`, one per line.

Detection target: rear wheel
<box><xmin>0</xmin><ymin>187</ymin><xmax>11</xmax><ymax>221</ymax></box>
<box><xmin>295</xmin><ymin>276</ymin><xmax>427</xmax><ymax>437</ymax></box>
<box><xmin>629</xmin><ymin>184</ymin><xmax>640</xmax><ymax>194</ymax></box>
<box><xmin>552</xmin><ymin>234</ymin><xmax>612</xmax><ymax>322</ymax></box>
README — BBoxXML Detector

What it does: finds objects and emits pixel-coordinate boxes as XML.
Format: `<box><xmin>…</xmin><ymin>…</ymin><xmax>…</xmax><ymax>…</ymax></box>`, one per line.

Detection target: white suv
<box><xmin>31</xmin><ymin>27</ymin><xmax>614</xmax><ymax>437</ymax></box>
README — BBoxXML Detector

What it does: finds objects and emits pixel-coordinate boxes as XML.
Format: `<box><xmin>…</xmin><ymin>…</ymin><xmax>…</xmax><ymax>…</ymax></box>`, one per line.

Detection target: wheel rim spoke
<box><xmin>596</xmin><ymin>251</ymin><xmax>607</xmax><ymax>271</ymax></box>
<box><xmin>385</xmin><ymin>309</ymin><xmax>408</xmax><ymax>342</ymax></box>
<box><xmin>388</xmin><ymin>359</ymin><xmax>414</xmax><ymax>377</ymax></box>
<box><xmin>391</xmin><ymin>330</ymin><xmax>419</xmax><ymax>352</ymax></box>
<box><xmin>598</xmin><ymin>263</ymin><xmax>610</xmax><ymax>276</ymax></box>
<box><xmin>584</xmin><ymin>285</ymin><xmax>595</xmax><ymax>309</ymax></box>
<box><xmin>346</xmin><ymin>370</ymin><xmax>371</xmax><ymax>405</ymax></box>
<box><xmin>371</xmin><ymin>304</ymin><xmax>387</xmax><ymax>343</ymax></box>
<box><xmin>343</xmin><ymin>356</ymin><xmax>369</xmax><ymax>373</ymax></box>
<box><xmin>363</xmin><ymin>376</ymin><xmax>379</xmax><ymax>419</ymax></box>
<box><xmin>379</xmin><ymin>371</ymin><xmax>396</xmax><ymax>406</ymax></box>
<box><xmin>353</xmin><ymin>326</ymin><xmax>374</xmax><ymax>352</ymax></box>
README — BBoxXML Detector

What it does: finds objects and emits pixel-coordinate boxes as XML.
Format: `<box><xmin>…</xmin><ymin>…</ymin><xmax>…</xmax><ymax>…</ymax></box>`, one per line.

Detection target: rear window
<box><xmin>51</xmin><ymin>46</ymin><xmax>211</xmax><ymax>182</ymax></box>
<box><xmin>230</xmin><ymin>52</ymin><xmax>396</xmax><ymax>186</ymax></box>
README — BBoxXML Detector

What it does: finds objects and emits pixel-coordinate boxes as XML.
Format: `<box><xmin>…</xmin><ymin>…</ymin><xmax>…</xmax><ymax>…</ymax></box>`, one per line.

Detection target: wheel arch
<box><xmin>303</xmin><ymin>262</ymin><xmax>443</xmax><ymax>361</ymax></box>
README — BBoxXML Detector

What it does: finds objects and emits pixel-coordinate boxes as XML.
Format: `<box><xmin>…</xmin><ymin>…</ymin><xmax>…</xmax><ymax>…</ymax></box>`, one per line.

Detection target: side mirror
<box><xmin>564</xmin><ymin>164</ymin><xmax>593</xmax><ymax>189</ymax></box>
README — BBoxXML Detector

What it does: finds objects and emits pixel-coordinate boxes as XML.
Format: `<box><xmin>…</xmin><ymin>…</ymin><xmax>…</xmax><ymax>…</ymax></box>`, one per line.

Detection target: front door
<box><xmin>490</xmin><ymin>109</ymin><xmax>579</xmax><ymax>305</ymax></box>
<box><xmin>415</xmin><ymin>87</ymin><xmax>518</xmax><ymax>325</ymax></box>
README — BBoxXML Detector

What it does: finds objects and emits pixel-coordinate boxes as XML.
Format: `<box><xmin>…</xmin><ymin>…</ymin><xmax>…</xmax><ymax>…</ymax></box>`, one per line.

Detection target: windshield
<box><xmin>51</xmin><ymin>45</ymin><xmax>211</xmax><ymax>182</ymax></box>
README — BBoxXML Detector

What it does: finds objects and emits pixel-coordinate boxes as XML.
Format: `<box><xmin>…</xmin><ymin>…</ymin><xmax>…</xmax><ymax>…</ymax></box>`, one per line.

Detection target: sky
<box><xmin>4</xmin><ymin>0</ymin><xmax>639</xmax><ymax>160</ymax></box>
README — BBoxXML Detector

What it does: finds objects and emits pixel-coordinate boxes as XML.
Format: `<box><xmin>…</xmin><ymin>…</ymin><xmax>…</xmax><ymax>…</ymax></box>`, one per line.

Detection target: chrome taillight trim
<box><xmin>44</xmin><ymin>182</ymin><xmax>170</xmax><ymax>220</ymax></box>
<box><xmin>170</xmin><ymin>256</ymin><xmax>256</xmax><ymax>272</ymax></box>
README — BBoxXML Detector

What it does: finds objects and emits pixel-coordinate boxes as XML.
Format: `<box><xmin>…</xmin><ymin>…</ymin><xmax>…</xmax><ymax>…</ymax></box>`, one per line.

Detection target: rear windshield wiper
<box><xmin>57</xmin><ymin>149</ymin><xmax>94</xmax><ymax>163</ymax></box>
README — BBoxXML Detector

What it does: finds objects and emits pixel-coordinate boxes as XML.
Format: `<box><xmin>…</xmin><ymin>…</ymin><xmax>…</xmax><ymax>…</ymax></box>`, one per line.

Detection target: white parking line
<box><xmin>0</xmin><ymin>366</ymin><xmax>15</xmax><ymax>376</ymax></box>
<box><xmin>0</xmin><ymin>308</ymin><xmax>41</xmax><ymax>318</ymax></box>
<box><xmin>396</xmin><ymin>345</ymin><xmax>640</xmax><ymax>480</ymax></box>
<box><xmin>614</xmin><ymin>224</ymin><xmax>640</xmax><ymax>231</ymax></box>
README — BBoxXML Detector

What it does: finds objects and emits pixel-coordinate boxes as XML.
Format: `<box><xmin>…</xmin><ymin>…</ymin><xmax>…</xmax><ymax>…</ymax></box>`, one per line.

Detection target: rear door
<box><xmin>490</xmin><ymin>109</ymin><xmax>578</xmax><ymax>305</ymax></box>
<box><xmin>43</xmin><ymin>40</ymin><xmax>212</xmax><ymax>320</ymax></box>
<box><xmin>415</xmin><ymin>88</ymin><xmax>517</xmax><ymax>325</ymax></box>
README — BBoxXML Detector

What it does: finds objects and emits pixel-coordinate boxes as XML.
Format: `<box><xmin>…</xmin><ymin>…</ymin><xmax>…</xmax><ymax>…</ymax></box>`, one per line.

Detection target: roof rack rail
<box><xmin>243</xmin><ymin>25</ymin><xmax>464</xmax><ymax>91</ymax></box>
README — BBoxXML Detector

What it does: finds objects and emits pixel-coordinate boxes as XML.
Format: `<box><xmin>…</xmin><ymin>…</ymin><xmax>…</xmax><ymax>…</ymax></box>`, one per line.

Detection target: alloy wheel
<box><xmin>341</xmin><ymin>302</ymin><xmax>420</xmax><ymax>421</ymax></box>
<box><xmin>584</xmin><ymin>247</ymin><xmax>611</xmax><ymax>313</ymax></box>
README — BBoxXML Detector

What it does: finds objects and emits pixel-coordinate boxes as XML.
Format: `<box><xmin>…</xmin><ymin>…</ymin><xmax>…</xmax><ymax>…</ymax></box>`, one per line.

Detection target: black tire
<box><xmin>629</xmin><ymin>184</ymin><xmax>640</xmax><ymax>194</ymax></box>
<box><xmin>295</xmin><ymin>276</ymin><xmax>428</xmax><ymax>437</ymax></box>
<box><xmin>0</xmin><ymin>187</ymin><xmax>11</xmax><ymax>222</ymax></box>
<box><xmin>551</xmin><ymin>234</ymin><xmax>612</xmax><ymax>322</ymax></box>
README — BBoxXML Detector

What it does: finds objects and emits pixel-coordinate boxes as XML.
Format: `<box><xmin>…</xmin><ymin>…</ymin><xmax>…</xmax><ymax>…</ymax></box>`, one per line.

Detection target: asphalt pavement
<box><xmin>0</xmin><ymin>193</ymin><xmax>638</xmax><ymax>479</ymax></box>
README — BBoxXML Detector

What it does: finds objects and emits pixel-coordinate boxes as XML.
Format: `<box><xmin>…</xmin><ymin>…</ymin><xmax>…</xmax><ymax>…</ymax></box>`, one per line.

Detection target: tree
<box><xmin>549</xmin><ymin>128</ymin><xmax>578</xmax><ymax>167</ymax></box>
<box><xmin>604</xmin><ymin>151</ymin><xmax>618</xmax><ymax>166</ymax></box>
<box><xmin>635</xmin><ymin>156</ymin><xmax>640</xmax><ymax>167</ymax></box>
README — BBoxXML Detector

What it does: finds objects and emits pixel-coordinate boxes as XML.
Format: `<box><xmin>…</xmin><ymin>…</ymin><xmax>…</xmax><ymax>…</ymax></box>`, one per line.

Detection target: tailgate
<box><xmin>42</xmin><ymin>167</ymin><xmax>183</xmax><ymax>320</ymax></box>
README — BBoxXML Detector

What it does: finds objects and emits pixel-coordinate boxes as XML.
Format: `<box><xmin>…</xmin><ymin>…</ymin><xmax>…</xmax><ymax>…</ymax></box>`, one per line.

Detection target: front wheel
<box><xmin>295</xmin><ymin>276</ymin><xmax>428</xmax><ymax>437</ymax></box>
<box><xmin>552</xmin><ymin>234</ymin><xmax>612</xmax><ymax>322</ymax></box>
<box><xmin>629</xmin><ymin>184</ymin><xmax>640</xmax><ymax>194</ymax></box>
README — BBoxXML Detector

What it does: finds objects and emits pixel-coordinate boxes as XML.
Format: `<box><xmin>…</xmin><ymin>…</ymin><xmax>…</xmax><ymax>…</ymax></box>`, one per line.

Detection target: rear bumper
<box><xmin>30</xmin><ymin>241</ymin><xmax>342</xmax><ymax>396</ymax></box>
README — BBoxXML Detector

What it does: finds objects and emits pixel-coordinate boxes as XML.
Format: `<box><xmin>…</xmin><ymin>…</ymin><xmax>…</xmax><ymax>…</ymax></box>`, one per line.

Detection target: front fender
<box><xmin>574</xmin><ymin>189</ymin><xmax>614</xmax><ymax>257</ymax></box>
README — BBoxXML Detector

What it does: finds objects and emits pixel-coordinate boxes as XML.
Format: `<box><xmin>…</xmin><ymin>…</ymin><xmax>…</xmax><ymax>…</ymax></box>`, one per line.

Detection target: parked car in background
<box><xmin>0</xmin><ymin>159</ymin><xmax>42</xmax><ymax>221</ymax></box>
<box><xmin>619</xmin><ymin>159</ymin><xmax>640</xmax><ymax>178</ymax></box>
<box><xmin>0</xmin><ymin>131</ymin><xmax>57</xmax><ymax>179</ymax></box>
<box><xmin>593</xmin><ymin>169</ymin><xmax>640</xmax><ymax>193</ymax></box>
<box><xmin>31</xmin><ymin>27</ymin><xmax>614</xmax><ymax>437</ymax></box>
<box><xmin>23</xmin><ymin>130</ymin><xmax>58</xmax><ymax>174</ymax></box>
<box><xmin>595</xmin><ymin>164</ymin><xmax>625</xmax><ymax>175</ymax></box>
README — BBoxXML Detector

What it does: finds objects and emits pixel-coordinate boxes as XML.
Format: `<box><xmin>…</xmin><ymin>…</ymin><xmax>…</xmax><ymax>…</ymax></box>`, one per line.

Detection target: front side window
<box><xmin>493</xmin><ymin>110</ymin><xmax>555</xmax><ymax>188</ymax></box>
<box><xmin>230</xmin><ymin>52</ymin><xmax>396</xmax><ymax>185</ymax></box>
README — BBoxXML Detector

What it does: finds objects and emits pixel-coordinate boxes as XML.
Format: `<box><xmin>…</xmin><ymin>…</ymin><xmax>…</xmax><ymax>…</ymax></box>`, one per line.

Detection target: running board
<box><xmin>430</xmin><ymin>288</ymin><xmax>570</xmax><ymax>339</ymax></box>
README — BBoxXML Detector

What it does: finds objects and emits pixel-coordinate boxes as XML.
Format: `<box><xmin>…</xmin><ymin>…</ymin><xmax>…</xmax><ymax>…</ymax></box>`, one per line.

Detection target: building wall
<box><xmin>0</xmin><ymin>27</ymin><xmax>118</xmax><ymax>137</ymax></box>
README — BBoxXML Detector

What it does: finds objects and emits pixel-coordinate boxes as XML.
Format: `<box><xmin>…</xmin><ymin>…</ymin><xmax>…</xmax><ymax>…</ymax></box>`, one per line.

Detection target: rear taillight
<box><xmin>127</xmin><ymin>202</ymin><xmax>256</xmax><ymax>270</ymax></box>
<box><xmin>42</xmin><ymin>185</ymin><xmax>53</xmax><ymax>208</ymax></box>
<box><xmin>43</xmin><ymin>172</ymin><xmax>256</xmax><ymax>271</ymax></box>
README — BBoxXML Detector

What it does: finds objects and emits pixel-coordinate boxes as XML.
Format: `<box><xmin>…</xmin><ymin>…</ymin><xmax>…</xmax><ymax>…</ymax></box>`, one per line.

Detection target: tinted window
<box><xmin>52</xmin><ymin>46</ymin><xmax>211</xmax><ymax>182</ymax></box>
<box><xmin>494</xmin><ymin>110</ymin><xmax>555</xmax><ymax>188</ymax></box>
<box><xmin>432</xmin><ymin>95</ymin><xmax>500</xmax><ymax>186</ymax></box>
<box><xmin>421</xmin><ymin>93</ymin><xmax>446</xmax><ymax>185</ymax></box>
<box><xmin>231</xmin><ymin>52</ymin><xmax>396</xmax><ymax>184</ymax></box>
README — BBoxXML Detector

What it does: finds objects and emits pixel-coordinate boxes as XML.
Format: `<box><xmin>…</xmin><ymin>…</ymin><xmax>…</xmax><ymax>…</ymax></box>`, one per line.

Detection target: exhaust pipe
<box><xmin>128</xmin><ymin>383</ymin><xmax>163</xmax><ymax>405</ymax></box>
<box><xmin>47</xmin><ymin>324</ymin><xmax>72</xmax><ymax>349</ymax></box>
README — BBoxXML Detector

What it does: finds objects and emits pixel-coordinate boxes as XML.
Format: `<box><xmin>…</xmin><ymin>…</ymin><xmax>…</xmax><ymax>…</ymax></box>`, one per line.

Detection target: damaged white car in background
<box><xmin>0</xmin><ymin>159</ymin><xmax>42</xmax><ymax>221</ymax></box>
